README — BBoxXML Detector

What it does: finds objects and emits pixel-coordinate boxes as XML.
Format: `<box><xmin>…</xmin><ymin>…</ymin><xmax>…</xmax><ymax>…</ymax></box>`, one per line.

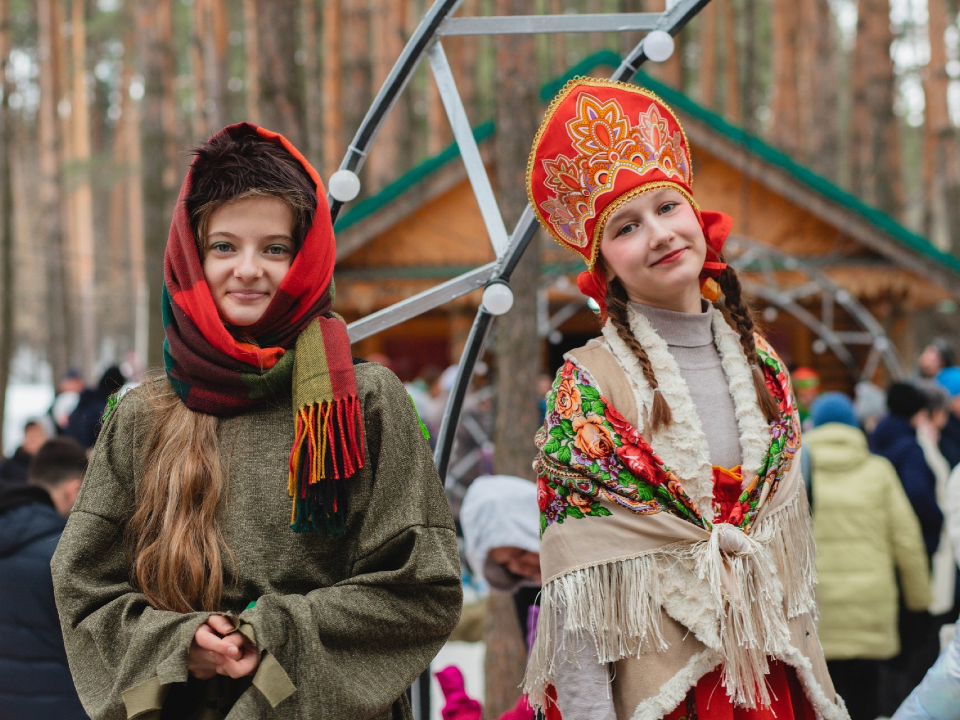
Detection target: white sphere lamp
<box><xmin>643</xmin><ymin>31</ymin><xmax>675</xmax><ymax>63</ymax></box>
<box><xmin>481</xmin><ymin>282</ymin><xmax>514</xmax><ymax>316</ymax></box>
<box><xmin>328</xmin><ymin>169</ymin><xmax>361</xmax><ymax>202</ymax></box>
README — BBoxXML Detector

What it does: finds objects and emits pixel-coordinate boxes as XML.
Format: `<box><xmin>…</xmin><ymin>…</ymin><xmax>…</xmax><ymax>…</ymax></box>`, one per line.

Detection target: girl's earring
<box><xmin>700</xmin><ymin>277</ymin><xmax>721</xmax><ymax>302</ymax></box>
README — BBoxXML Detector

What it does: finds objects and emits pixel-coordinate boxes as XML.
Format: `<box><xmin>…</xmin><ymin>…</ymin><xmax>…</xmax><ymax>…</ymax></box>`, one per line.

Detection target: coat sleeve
<box><xmin>234</xmin><ymin>365</ymin><xmax>463</xmax><ymax>718</ymax></box>
<box><xmin>883</xmin><ymin>458</ymin><xmax>933</xmax><ymax>612</ymax></box>
<box><xmin>51</xmin><ymin>390</ymin><xmax>216</xmax><ymax>720</ymax></box>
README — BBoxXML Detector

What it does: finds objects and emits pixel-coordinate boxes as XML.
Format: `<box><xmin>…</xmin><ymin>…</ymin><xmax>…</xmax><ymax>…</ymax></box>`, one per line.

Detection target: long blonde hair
<box><xmin>127</xmin><ymin>378</ymin><xmax>232</xmax><ymax>613</ymax></box>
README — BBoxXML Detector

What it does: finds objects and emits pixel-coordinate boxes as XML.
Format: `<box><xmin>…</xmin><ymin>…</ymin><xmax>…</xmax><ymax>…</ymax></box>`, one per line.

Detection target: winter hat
<box><xmin>887</xmin><ymin>382</ymin><xmax>928</xmax><ymax>419</ymax></box>
<box><xmin>527</xmin><ymin>77</ymin><xmax>732</xmax><ymax>317</ymax></box>
<box><xmin>937</xmin><ymin>366</ymin><xmax>960</xmax><ymax>398</ymax></box>
<box><xmin>810</xmin><ymin>392</ymin><xmax>858</xmax><ymax>428</ymax></box>
<box><xmin>460</xmin><ymin>475</ymin><xmax>540</xmax><ymax>592</ymax></box>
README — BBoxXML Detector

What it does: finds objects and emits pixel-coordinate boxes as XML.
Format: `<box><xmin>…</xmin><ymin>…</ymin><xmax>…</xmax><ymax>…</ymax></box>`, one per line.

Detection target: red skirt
<box><xmin>663</xmin><ymin>660</ymin><xmax>816</xmax><ymax>720</ymax></box>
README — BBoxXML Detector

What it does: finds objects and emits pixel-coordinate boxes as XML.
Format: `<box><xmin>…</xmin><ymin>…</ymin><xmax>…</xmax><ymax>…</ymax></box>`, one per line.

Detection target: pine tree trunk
<box><xmin>69</xmin><ymin>0</ymin><xmax>97</xmax><ymax>379</ymax></box>
<box><xmin>698</xmin><ymin>1</ymin><xmax>718</xmax><ymax>109</ymax></box>
<box><xmin>923</xmin><ymin>0</ymin><xmax>956</xmax><ymax>249</ymax></box>
<box><xmin>488</xmin><ymin>0</ymin><xmax>542</xmax><ymax>715</ymax></box>
<box><xmin>37</xmin><ymin>0</ymin><xmax>70</xmax><ymax>381</ymax></box>
<box><xmin>301</xmin><ymin>0</ymin><xmax>323</xmax><ymax>170</ymax></box>
<box><xmin>850</xmin><ymin>0</ymin><xmax>903</xmax><ymax>216</ymax></box>
<box><xmin>0</xmin><ymin>0</ymin><xmax>13</xmax><ymax>437</ymax></box>
<box><xmin>722</xmin><ymin>0</ymin><xmax>740</xmax><ymax>123</ymax></box>
<box><xmin>799</xmin><ymin>0</ymin><xmax>837</xmax><ymax>180</ymax></box>
<box><xmin>256</xmin><ymin>0</ymin><xmax>305</xmax><ymax>147</ymax></box>
<box><xmin>770</xmin><ymin>0</ymin><xmax>800</xmax><ymax>156</ymax></box>
<box><xmin>243</xmin><ymin>0</ymin><xmax>261</xmax><ymax>125</ymax></box>
<box><xmin>341</xmin><ymin>1</ymin><xmax>370</xmax><ymax>156</ymax></box>
<box><xmin>138</xmin><ymin>0</ymin><xmax>178</xmax><ymax>370</ymax></box>
<box><xmin>321</xmin><ymin>0</ymin><xmax>342</xmax><ymax>179</ymax></box>
<box><xmin>367</xmin><ymin>0</ymin><xmax>406</xmax><ymax>190</ymax></box>
<box><xmin>123</xmin><ymin>9</ymin><xmax>148</xmax><ymax>371</ymax></box>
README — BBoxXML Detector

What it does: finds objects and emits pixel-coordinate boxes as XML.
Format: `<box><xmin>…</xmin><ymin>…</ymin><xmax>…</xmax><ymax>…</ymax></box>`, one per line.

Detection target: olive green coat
<box><xmin>51</xmin><ymin>362</ymin><xmax>463</xmax><ymax>720</ymax></box>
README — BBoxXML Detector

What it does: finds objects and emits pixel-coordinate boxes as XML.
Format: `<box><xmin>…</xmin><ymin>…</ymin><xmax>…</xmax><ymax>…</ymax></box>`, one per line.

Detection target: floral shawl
<box><xmin>523</xmin><ymin>307</ymin><xmax>847</xmax><ymax>720</ymax></box>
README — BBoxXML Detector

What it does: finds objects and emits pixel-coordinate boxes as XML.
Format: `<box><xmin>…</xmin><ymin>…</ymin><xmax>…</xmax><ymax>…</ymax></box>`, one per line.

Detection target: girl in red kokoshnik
<box><xmin>523</xmin><ymin>79</ymin><xmax>849</xmax><ymax>720</ymax></box>
<box><xmin>50</xmin><ymin>124</ymin><xmax>462</xmax><ymax>719</ymax></box>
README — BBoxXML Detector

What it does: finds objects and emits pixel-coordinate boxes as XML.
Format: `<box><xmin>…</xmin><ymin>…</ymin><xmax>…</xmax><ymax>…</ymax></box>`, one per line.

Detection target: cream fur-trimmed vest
<box><xmin>524</xmin><ymin>306</ymin><xmax>849</xmax><ymax>720</ymax></box>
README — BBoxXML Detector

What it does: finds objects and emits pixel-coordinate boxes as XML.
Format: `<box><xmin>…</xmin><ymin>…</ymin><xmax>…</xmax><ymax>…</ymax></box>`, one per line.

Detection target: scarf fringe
<box><xmin>288</xmin><ymin>395</ymin><xmax>365</xmax><ymax>534</ymax></box>
<box><xmin>525</xmin><ymin>485</ymin><xmax>817</xmax><ymax>712</ymax></box>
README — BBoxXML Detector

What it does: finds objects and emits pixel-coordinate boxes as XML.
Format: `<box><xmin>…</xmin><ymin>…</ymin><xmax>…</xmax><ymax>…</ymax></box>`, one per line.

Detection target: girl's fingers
<box><xmin>195</xmin><ymin>624</ymin><xmax>238</xmax><ymax>657</ymax></box>
<box><xmin>206</xmin><ymin>614</ymin><xmax>236</xmax><ymax>635</ymax></box>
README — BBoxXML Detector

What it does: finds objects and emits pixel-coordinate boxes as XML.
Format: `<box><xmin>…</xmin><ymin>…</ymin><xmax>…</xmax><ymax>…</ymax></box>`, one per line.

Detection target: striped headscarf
<box><xmin>162</xmin><ymin>123</ymin><xmax>363</xmax><ymax>534</ymax></box>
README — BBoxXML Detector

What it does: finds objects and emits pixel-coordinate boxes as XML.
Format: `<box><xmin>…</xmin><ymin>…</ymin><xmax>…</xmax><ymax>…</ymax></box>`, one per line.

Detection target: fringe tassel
<box><xmin>695</xmin><ymin>527</ymin><xmax>790</xmax><ymax>709</ymax></box>
<box><xmin>288</xmin><ymin>396</ymin><xmax>364</xmax><ymax>534</ymax></box>
<box><xmin>525</xmin><ymin>488</ymin><xmax>814</xmax><ymax>712</ymax></box>
<box><xmin>752</xmin><ymin>484</ymin><xmax>819</xmax><ymax>620</ymax></box>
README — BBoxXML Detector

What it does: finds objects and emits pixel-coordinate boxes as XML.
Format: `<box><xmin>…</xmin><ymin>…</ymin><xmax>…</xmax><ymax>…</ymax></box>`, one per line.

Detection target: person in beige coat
<box><xmin>805</xmin><ymin>392</ymin><xmax>932</xmax><ymax>720</ymax></box>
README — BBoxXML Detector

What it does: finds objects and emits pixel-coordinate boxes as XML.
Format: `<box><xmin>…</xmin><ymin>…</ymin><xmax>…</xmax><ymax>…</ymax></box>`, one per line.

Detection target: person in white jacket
<box><xmin>893</xmin><ymin>464</ymin><xmax>960</xmax><ymax>719</ymax></box>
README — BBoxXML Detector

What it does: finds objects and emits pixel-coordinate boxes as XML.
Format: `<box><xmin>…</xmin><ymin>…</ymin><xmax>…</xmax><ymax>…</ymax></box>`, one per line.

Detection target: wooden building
<box><xmin>332</xmin><ymin>54</ymin><xmax>960</xmax><ymax>391</ymax></box>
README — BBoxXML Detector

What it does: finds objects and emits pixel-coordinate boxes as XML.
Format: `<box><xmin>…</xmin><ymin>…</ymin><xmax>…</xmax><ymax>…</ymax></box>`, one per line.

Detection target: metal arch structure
<box><xmin>722</xmin><ymin>236</ymin><xmax>906</xmax><ymax>382</ymax></box>
<box><xmin>330</xmin><ymin>0</ymin><xmax>713</xmax><ymax>484</ymax></box>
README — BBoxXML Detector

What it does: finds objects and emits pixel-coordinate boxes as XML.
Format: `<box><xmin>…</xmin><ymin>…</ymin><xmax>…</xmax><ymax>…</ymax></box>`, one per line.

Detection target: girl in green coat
<box><xmin>51</xmin><ymin>124</ymin><xmax>462</xmax><ymax>720</ymax></box>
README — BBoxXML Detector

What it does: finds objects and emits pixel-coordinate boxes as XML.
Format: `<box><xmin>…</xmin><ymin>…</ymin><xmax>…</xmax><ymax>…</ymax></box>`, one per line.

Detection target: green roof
<box><xmin>336</xmin><ymin>50</ymin><xmax>960</xmax><ymax>278</ymax></box>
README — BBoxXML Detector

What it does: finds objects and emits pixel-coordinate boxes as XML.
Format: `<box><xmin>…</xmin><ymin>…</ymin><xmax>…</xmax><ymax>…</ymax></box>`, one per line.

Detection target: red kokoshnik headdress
<box><xmin>527</xmin><ymin>78</ymin><xmax>733</xmax><ymax>316</ymax></box>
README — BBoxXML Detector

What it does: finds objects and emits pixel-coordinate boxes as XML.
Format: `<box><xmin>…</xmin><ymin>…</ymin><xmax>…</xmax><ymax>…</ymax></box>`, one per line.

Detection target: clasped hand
<box><xmin>187</xmin><ymin>614</ymin><xmax>261</xmax><ymax>680</ymax></box>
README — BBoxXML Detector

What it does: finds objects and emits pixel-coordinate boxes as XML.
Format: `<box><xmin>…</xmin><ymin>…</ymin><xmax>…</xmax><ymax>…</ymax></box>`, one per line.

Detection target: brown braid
<box><xmin>605</xmin><ymin>278</ymin><xmax>674</xmax><ymax>431</ymax></box>
<box><xmin>716</xmin><ymin>266</ymin><xmax>781</xmax><ymax>423</ymax></box>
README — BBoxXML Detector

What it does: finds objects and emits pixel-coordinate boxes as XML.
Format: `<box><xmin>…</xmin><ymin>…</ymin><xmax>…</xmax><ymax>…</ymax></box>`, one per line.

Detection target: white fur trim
<box><xmin>629</xmin><ymin>650</ymin><xmax>722</xmax><ymax>720</ymax></box>
<box><xmin>710</xmin><ymin>313</ymin><xmax>770</xmax><ymax>486</ymax></box>
<box><xmin>601</xmin><ymin>311</ymin><xmax>715</xmax><ymax>517</ymax></box>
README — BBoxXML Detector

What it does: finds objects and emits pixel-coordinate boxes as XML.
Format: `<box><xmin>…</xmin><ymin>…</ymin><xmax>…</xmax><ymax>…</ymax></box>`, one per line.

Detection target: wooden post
<box><xmin>37</xmin><ymin>0</ymin><xmax>70</xmax><ymax>381</ymax></box>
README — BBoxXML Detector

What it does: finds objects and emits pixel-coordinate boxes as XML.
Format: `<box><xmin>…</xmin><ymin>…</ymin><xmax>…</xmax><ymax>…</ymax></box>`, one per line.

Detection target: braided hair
<box><xmin>602</xmin><ymin>266</ymin><xmax>780</xmax><ymax>432</ymax></box>
<box><xmin>605</xmin><ymin>278</ymin><xmax>674</xmax><ymax>431</ymax></box>
<box><xmin>716</xmin><ymin>265</ymin><xmax>780</xmax><ymax>423</ymax></box>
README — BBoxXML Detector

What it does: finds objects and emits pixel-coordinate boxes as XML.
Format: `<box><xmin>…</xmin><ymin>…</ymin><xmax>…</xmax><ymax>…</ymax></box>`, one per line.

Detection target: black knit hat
<box><xmin>887</xmin><ymin>382</ymin><xmax>928</xmax><ymax>419</ymax></box>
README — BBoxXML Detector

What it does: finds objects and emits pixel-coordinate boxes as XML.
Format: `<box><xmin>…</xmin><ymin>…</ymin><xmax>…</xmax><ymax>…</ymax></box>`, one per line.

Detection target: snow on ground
<box><xmin>3</xmin><ymin>383</ymin><xmax>55</xmax><ymax>457</ymax></box>
<box><xmin>430</xmin><ymin>640</ymin><xmax>486</xmax><ymax>720</ymax></box>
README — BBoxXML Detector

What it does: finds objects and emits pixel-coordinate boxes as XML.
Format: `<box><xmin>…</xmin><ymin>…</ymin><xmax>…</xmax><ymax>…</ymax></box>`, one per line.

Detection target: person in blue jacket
<box><xmin>0</xmin><ymin>438</ymin><xmax>88</xmax><ymax>719</ymax></box>
<box><xmin>870</xmin><ymin>382</ymin><xmax>944</xmax><ymax>557</ymax></box>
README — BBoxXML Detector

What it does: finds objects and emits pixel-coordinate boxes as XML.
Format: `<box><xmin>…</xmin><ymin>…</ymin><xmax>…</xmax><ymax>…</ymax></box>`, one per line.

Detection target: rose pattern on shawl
<box><xmin>554</xmin><ymin>376</ymin><xmax>582</xmax><ymax>419</ymax></box>
<box><xmin>572</xmin><ymin>413</ymin><xmax>616</xmax><ymax>458</ymax></box>
<box><xmin>534</xmin><ymin>337</ymin><xmax>800</xmax><ymax>535</ymax></box>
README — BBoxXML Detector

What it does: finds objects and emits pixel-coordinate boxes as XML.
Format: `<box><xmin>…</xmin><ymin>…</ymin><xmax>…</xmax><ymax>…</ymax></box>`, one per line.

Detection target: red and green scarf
<box><xmin>162</xmin><ymin>123</ymin><xmax>364</xmax><ymax>534</ymax></box>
